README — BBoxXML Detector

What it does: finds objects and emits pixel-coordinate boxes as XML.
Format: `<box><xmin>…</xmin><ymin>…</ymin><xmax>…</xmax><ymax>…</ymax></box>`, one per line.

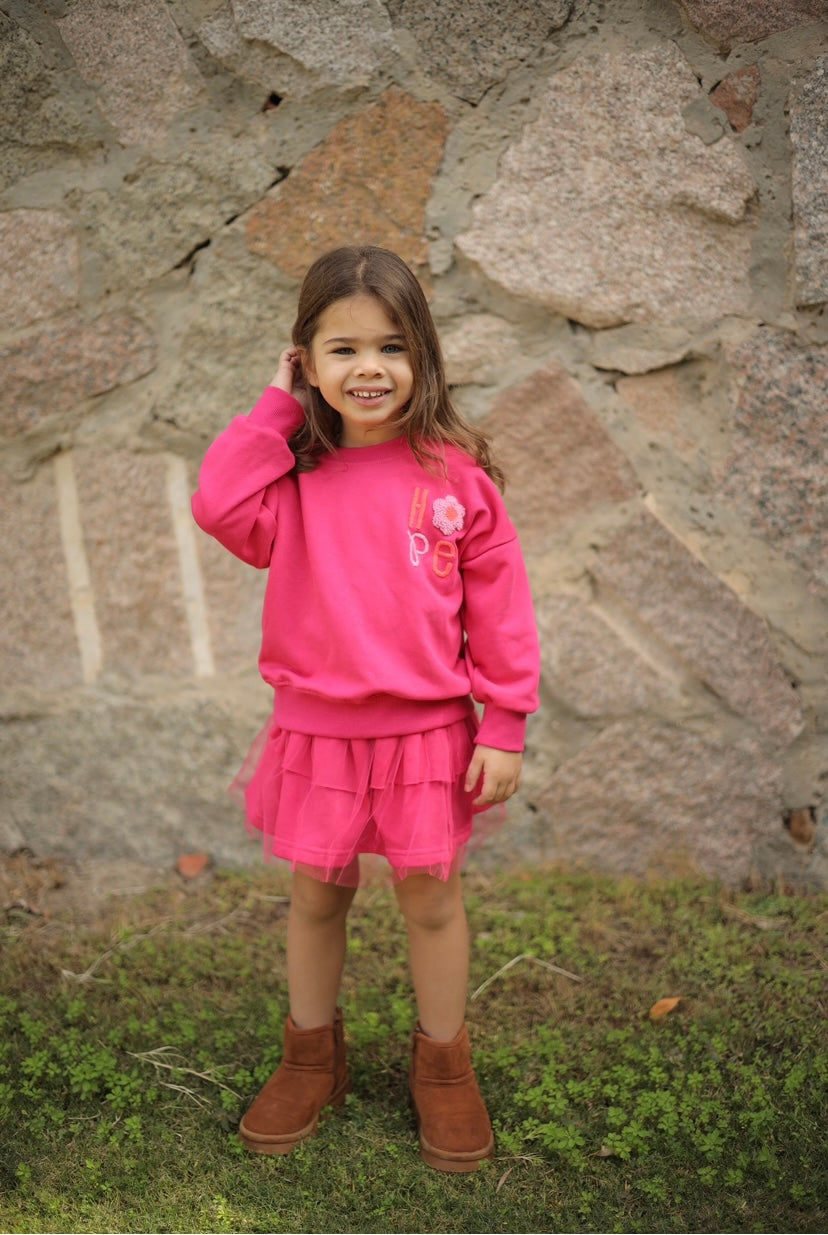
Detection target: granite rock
<box><xmin>0</xmin><ymin>210</ymin><xmax>79</xmax><ymax>333</ymax></box>
<box><xmin>57</xmin><ymin>0</ymin><xmax>205</xmax><ymax>146</ymax></box>
<box><xmin>198</xmin><ymin>2</ymin><xmax>314</xmax><ymax>97</ymax></box>
<box><xmin>231</xmin><ymin>0</ymin><xmax>396</xmax><ymax>87</ymax></box>
<box><xmin>790</xmin><ymin>57</ymin><xmax>828</xmax><ymax>307</ymax></box>
<box><xmin>480</xmin><ymin>367</ymin><xmax>639</xmax><ymax>552</ymax></box>
<box><xmin>0</xmin><ymin>466</ymin><xmax>79</xmax><ymax>691</ymax></box>
<box><xmin>677</xmin><ymin>0</ymin><xmax>825</xmax><ymax>51</ymax></box>
<box><xmin>148</xmin><ymin>236</ymin><xmax>298</xmax><ymax>440</ymax></box>
<box><xmin>592</xmin><ymin>512</ymin><xmax>804</xmax><ymax>746</ymax></box>
<box><xmin>614</xmin><ymin>370</ymin><xmax>695</xmax><ymax>455</ymax></box>
<box><xmin>0</xmin><ymin>313</ymin><xmax>156</xmax><ymax>436</ymax></box>
<box><xmin>440</xmin><ymin>314</ymin><xmax>519</xmax><ymax>386</ymax></box>
<box><xmin>388</xmin><ymin>0</ymin><xmax>572</xmax><ymax>103</ymax></box>
<box><xmin>537</xmin><ymin>594</ymin><xmax>677</xmax><ymax>717</ymax></box>
<box><xmin>710</xmin><ymin>65</ymin><xmax>761</xmax><ymax>132</ymax></box>
<box><xmin>71</xmin><ymin>450</ymin><xmax>192</xmax><ymax>679</ymax></box>
<box><xmin>718</xmin><ymin>329</ymin><xmax>828</xmax><ymax>586</ymax></box>
<box><xmin>0</xmin><ymin>14</ymin><xmax>98</xmax><ymax>189</ymax></box>
<box><xmin>0</xmin><ymin>685</ymin><xmax>270</xmax><ymax>868</ymax></box>
<box><xmin>456</xmin><ymin>45</ymin><xmax>756</xmax><ymax>327</ymax></box>
<box><xmin>245</xmin><ymin>88</ymin><xmax>449</xmax><ymax>279</ymax></box>
<box><xmin>537</xmin><ymin>721</ymin><xmax>788</xmax><ymax>884</ymax></box>
<box><xmin>587</xmin><ymin>324</ymin><xmax>698</xmax><ymax>375</ymax></box>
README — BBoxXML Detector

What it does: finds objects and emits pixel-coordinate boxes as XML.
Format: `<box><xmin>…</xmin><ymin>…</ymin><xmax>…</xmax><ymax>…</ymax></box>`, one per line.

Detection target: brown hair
<box><xmin>288</xmin><ymin>246</ymin><xmax>505</xmax><ymax>490</ymax></box>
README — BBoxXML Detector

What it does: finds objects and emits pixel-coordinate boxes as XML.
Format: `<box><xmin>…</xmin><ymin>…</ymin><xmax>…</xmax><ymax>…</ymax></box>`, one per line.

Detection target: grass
<box><xmin>0</xmin><ymin>863</ymin><xmax>826</xmax><ymax>1233</ymax></box>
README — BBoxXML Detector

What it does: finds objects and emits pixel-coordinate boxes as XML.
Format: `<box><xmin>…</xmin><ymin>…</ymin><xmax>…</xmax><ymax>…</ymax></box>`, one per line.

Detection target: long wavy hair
<box><xmin>288</xmin><ymin>246</ymin><xmax>505</xmax><ymax>490</ymax></box>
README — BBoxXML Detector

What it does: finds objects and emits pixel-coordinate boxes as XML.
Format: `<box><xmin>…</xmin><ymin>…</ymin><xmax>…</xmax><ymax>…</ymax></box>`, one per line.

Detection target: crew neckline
<box><xmin>335</xmin><ymin>435</ymin><xmax>411</xmax><ymax>462</ymax></box>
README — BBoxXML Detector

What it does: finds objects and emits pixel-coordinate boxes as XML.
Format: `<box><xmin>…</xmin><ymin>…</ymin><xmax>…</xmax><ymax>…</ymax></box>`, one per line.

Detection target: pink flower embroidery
<box><xmin>432</xmin><ymin>495</ymin><xmax>465</xmax><ymax>536</ymax></box>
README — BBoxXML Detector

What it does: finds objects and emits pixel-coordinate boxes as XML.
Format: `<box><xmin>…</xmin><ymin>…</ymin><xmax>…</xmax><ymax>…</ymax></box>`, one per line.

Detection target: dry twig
<box><xmin>471</xmin><ymin>953</ymin><xmax>584</xmax><ymax>1001</ymax></box>
<box><xmin>60</xmin><ymin>921</ymin><xmax>170</xmax><ymax>984</ymax></box>
<box><xmin>128</xmin><ymin>1045</ymin><xmax>241</xmax><ymax>1101</ymax></box>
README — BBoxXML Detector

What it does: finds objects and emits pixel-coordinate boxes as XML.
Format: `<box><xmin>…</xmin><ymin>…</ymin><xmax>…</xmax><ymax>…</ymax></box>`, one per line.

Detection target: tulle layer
<box><xmin>231</xmin><ymin>713</ymin><xmax>502</xmax><ymax>886</ymax></box>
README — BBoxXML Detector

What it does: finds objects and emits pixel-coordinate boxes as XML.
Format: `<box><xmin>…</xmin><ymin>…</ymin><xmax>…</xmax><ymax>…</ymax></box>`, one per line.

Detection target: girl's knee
<box><xmin>290</xmin><ymin>871</ymin><xmax>355</xmax><ymax>924</ymax></box>
<box><xmin>394</xmin><ymin>871</ymin><xmax>464</xmax><ymax>932</ymax></box>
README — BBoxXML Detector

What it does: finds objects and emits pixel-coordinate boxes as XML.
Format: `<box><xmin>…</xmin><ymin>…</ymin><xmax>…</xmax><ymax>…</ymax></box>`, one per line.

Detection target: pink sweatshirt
<box><xmin>192</xmin><ymin>386</ymin><xmax>539</xmax><ymax>750</ymax></box>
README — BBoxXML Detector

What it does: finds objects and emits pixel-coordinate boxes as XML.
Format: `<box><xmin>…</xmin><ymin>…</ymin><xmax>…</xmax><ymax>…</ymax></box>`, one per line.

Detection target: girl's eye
<box><xmin>382</xmin><ymin>344</ymin><xmax>404</xmax><ymax>353</ymax></box>
<box><xmin>332</xmin><ymin>347</ymin><xmax>355</xmax><ymax>355</ymax></box>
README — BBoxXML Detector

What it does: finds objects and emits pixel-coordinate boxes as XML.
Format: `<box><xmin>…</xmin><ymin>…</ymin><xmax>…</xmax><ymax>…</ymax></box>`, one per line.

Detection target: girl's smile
<box><xmin>303</xmin><ymin>294</ymin><xmax>414</xmax><ymax>447</ymax></box>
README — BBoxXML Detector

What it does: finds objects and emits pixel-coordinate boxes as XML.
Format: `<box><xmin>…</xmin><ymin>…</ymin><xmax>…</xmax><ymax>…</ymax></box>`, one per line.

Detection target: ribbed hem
<box><xmin>273</xmin><ymin>687</ymin><xmax>474</xmax><ymax>738</ymax></box>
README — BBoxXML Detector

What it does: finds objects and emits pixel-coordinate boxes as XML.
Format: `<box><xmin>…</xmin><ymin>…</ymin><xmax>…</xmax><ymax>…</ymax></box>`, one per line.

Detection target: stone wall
<box><xmin>1</xmin><ymin>0</ymin><xmax>826</xmax><ymax>888</ymax></box>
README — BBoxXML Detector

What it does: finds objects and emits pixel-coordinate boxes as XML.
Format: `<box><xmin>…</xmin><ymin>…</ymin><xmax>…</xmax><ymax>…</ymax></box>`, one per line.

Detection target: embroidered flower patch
<box><xmin>432</xmin><ymin>495</ymin><xmax>465</xmax><ymax>536</ymax></box>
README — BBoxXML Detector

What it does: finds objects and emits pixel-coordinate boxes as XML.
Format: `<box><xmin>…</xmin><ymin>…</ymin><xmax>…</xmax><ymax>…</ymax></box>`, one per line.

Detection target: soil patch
<box><xmin>1</xmin><ymin>847</ymin><xmax>175</xmax><ymax>929</ymax></box>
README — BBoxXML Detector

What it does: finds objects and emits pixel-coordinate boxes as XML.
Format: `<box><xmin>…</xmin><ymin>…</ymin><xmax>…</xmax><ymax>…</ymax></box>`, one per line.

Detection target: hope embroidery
<box><xmin>407</xmin><ymin>486</ymin><xmax>461</xmax><ymax>578</ymax></box>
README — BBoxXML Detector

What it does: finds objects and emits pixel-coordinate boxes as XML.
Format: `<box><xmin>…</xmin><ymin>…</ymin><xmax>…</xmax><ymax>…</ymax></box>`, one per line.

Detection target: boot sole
<box><xmin>410</xmin><ymin>1086</ymin><xmax>495</xmax><ymax>1173</ymax></box>
<box><xmin>238</xmin><ymin>1077</ymin><xmax>350</xmax><ymax>1155</ymax></box>
<box><xmin>418</xmin><ymin>1129</ymin><xmax>495</xmax><ymax>1173</ymax></box>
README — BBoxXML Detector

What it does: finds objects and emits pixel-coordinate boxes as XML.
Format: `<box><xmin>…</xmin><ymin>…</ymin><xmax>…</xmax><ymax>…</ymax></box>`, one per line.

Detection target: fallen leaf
<box><xmin>176</xmin><ymin>853</ymin><xmax>210</xmax><ymax>880</ymax></box>
<box><xmin>649</xmin><ymin>996</ymin><xmax>682</xmax><ymax>1021</ymax></box>
<box><xmin>784</xmin><ymin>807</ymin><xmax>816</xmax><ymax>848</ymax></box>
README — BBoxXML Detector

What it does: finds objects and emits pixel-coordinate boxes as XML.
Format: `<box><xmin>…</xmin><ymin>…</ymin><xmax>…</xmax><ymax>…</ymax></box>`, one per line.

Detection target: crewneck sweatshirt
<box><xmin>192</xmin><ymin>386</ymin><xmax>539</xmax><ymax>750</ymax></box>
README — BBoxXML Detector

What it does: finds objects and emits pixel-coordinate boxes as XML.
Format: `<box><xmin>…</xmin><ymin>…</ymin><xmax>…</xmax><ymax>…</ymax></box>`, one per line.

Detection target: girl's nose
<box><xmin>356</xmin><ymin>350</ymin><xmax>383</xmax><ymax>375</ymax></box>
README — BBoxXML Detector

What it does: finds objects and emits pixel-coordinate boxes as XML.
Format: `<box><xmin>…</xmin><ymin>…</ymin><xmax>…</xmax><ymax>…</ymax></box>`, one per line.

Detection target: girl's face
<box><xmin>303</xmin><ymin>294</ymin><xmax>414</xmax><ymax>447</ymax></box>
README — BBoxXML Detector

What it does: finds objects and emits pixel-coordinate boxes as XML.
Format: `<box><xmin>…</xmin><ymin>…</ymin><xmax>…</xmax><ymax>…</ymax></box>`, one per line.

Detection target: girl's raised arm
<box><xmin>191</xmin><ymin>358</ymin><xmax>306</xmax><ymax>568</ymax></box>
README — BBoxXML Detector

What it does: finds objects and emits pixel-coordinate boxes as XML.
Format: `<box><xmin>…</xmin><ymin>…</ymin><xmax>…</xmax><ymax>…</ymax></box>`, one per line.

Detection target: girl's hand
<box><xmin>270</xmin><ymin>347</ymin><xmax>303</xmax><ymax>395</ymax></box>
<box><xmin>464</xmin><ymin>745</ymin><xmax>523</xmax><ymax>806</ymax></box>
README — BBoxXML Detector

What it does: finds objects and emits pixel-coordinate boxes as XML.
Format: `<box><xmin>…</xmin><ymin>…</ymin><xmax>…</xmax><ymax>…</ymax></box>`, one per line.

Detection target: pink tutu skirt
<box><xmin>231</xmin><ymin>712</ymin><xmax>500</xmax><ymax>886</ymax></box>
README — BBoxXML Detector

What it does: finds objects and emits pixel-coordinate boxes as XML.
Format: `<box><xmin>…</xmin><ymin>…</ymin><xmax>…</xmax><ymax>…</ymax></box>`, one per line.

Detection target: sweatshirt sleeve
<box><xmin>459</xmin><ymin>480</ymin><xmax>540</xmax><ymax>751</ymax></box>
<box><xmin>191</xmin><ymin>386</ymin><xmax>305</xmax><ymax>568</ymax></box>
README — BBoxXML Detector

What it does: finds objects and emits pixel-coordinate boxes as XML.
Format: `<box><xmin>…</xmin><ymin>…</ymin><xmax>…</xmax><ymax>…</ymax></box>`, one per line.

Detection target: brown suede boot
<box><xmin>409</xmin><ymin>1023</ymin><xmax>494</xmax><ymax>1172</ymax></box>
<box><xmin>239</xmin><ymin>1008</ymin><xmax>349</xmax><ymax>1154</ymax></box>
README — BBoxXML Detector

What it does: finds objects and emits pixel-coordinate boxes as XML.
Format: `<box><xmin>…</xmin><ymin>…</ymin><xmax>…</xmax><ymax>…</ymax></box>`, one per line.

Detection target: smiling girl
<box><xmin>192</xmin><ymin>245</ymin><xmax>539</xmax><ymax>1172</ymax></box>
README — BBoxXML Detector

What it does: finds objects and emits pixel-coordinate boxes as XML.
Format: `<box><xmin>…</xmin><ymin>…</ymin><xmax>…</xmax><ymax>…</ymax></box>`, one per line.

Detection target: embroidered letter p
<box><xmin>408</xmin><ymin>530</ymin><xmax>429</xmax><ymax>566</ymax></box>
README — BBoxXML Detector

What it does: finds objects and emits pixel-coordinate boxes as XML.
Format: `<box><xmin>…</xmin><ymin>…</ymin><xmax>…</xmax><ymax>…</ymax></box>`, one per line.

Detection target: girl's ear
<box><xmin>298</xmin><ymin>346</ymin><xmax>319</xmax><ymax>387</ymax></box>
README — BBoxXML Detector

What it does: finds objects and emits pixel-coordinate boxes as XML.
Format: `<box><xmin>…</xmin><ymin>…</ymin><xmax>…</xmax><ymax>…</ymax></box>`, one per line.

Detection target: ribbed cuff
<box><xmin>475</xmin><ymin>706</ymin><xmax>526</xmax><ymax>751</ymax></box>
<box><xmin>249</xmin><ymin>385</ymin><xmax>306</xmax><ymax>434</ymax></box>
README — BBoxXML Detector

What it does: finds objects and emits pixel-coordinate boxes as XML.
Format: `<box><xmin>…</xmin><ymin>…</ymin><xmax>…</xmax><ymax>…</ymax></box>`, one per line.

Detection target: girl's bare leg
<box><xmin>394</xmin><ymin>868</ymin><xmax>469</xmax><ymax>1041</ymax></box>
<box><xmin>287</xmin><ymin>869</ymin><xmax>357</xmax><ymax>1028</ymax></box>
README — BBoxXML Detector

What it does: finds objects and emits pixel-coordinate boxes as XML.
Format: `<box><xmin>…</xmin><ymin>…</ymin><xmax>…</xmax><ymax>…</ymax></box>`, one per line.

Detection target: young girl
<box><xmin>192</xmin><ymin>246</ymin><xmax>539</xmax><ymax>1172</ymax></box>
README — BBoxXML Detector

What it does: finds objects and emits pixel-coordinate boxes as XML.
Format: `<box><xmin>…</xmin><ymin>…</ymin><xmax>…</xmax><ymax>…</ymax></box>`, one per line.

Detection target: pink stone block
<box><xmin>456</xmin><ymin>45</ymin><xmax>756</xmax><ymax>327</ymax></box>
<box><xmin>72</xmin><ymin>451</ymin><xmax>191</xmax><ymax>678</ymax></box>
<box><xmin>790</xmin><ymin>58</ymin><xmax>828</xmax><ymax>306</ymax></box>
<box><xmin>538</xmin><ymin>721</ymin><xmax>785</xmax><ymax>883</ymax></box>
<box><xmin>537</xmin><ymin>594</ymin><xmax>674</xmax><ymax>717</ymax></box>
<box><xmin>480</xmin><ymin>366</ymin><xmax>638</xmax><ymax>551</ymax></box>
<box><xmin>0</xmin><ymin>210</ymin><xmax>79</xmax><ymax>331</ymax></box>
<box><xmin>710</xmin><ymin>65</ymin><xmax>761</xmax><ymax>131</ymax></box>
<box><xmin>677</xmin><ymin>0</ymin><xmax>824</xmax><ymax>51</ymax></box>
<box><xmin>592</xmin><ymin>512</ymin><xmax>804</xmax><ymax>746</ymax></box>
<box><xmin>245</xmin><ymin>88</ymin><xmax>448</xmax><ymax>280</ymax></box>
<box><xmin>57</xmin><ymin>0</ymin><xmax>204</xmax><ymax>146</ymax></box>
<box><xmin>718</xmin><ymin>329</ymin><xmax>828</xmax><ymax>586</ymax></box>
<box><xmin>0</xmin><ymin>466</ymin><xmax>80</xmax><ymax>690</ymax></box>
<box><xmin>615</xmin><ymin>370</ymin><xmax>697</xmax><ymax>455</ymax></box>
<box><xmin>0</xmin><ymin>313</ymin><xmax>156</xmax><ymax>436</ymax></box>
